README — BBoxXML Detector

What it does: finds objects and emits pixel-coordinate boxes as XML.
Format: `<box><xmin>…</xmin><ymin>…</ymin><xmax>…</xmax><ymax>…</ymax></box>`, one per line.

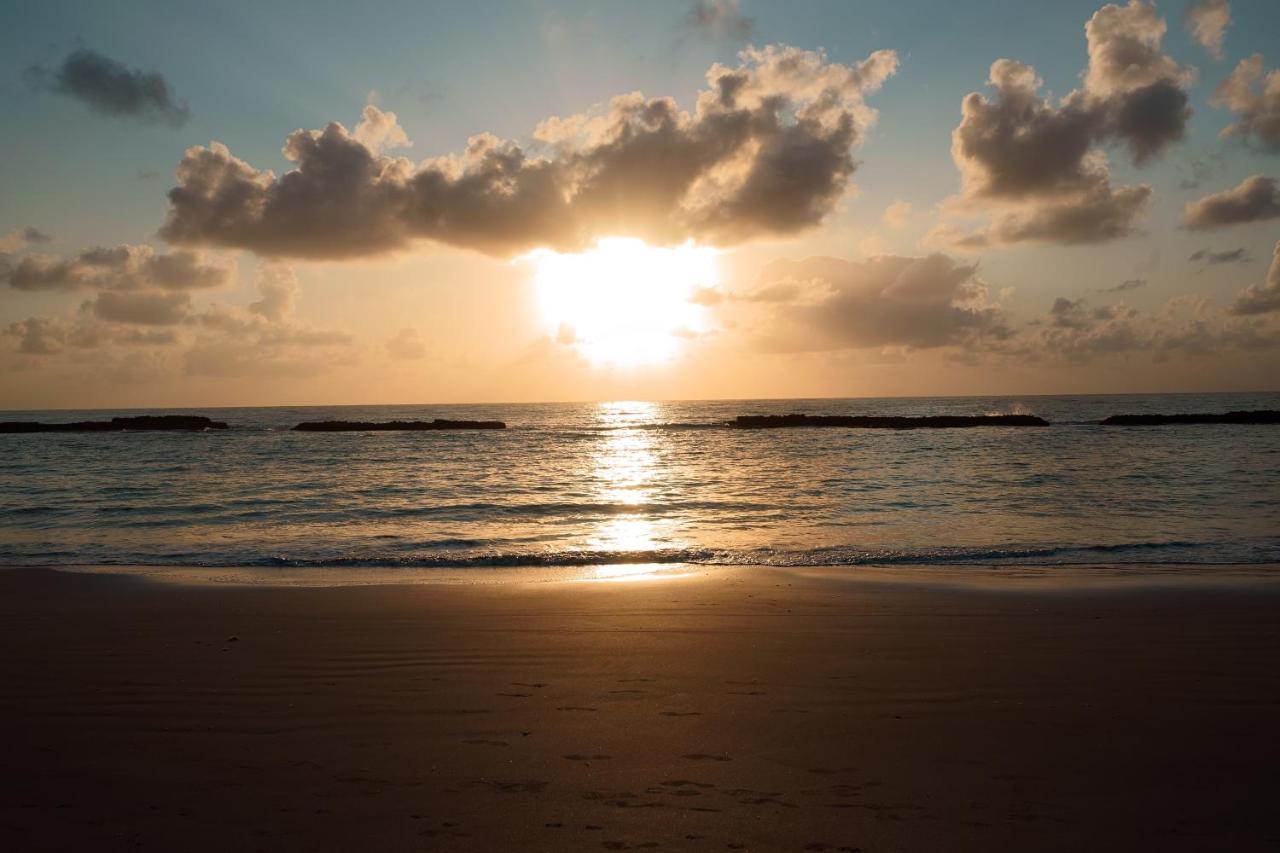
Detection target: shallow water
<box><xmin>2</xmin><ymin>393</ymin><xmax>1278</xmax><ymax>570</ymax></box>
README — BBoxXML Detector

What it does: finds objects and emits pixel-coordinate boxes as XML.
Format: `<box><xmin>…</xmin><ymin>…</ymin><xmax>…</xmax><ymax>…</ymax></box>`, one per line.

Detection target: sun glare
<box><xmin>524</xmin><ymin>237</ymin><xmax>719</xmax><ymax>367</ymax></box>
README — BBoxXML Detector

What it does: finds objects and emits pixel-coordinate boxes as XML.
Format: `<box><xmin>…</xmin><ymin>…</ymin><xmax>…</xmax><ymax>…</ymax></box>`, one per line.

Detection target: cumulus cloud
<box><xmin>91</xmin><ymin>291</ymin><xmax>191</xmax><ymax>325</ymax></box>
<box><xmin>943</xmin><ymin>0</ymin><xmax>1191</xmax><ymax>248</ymax></box>
<box><xmin>182</xmin><ymin>266</ymin><xmax>353</xmax><ymax>376</ymax></box>
<box><xmin>1182</xmin><ymin>174</ymin><xmax>1280</xmax><ymax>230</ymax></box>
<box><xmin>881</xmin><ymin>200</ymin><xmax>911</xmax><ymax>228</ymax></box>
<box><xmin>247</xmin><ymin>266</ymin><xmax>299</xmax><ymax>322</ymax></box>
<box><xmin>0</xmin><ymin>227</ymin><xmax>53</xmax><ymax>253</ymax></box>
<box><xmin>352</xmin><ymin>104</ymin><xmax>412</xmax><ymax>153</ymax></box>
<box><xmin>1230</xmin><ymin>241</ymin><xmax>1280</xmax><ymax>315</ymax></box>
<box><xmin>386</xmin><ymin>327</ymin><xmax>427</xmax><ymax>360</ymax></box>
<box><xmin>4</xmin><ymin>317</ymin><xmax>67</xmax><ymax>355</ymax></box>
<box><xmin>1212</xmin><ymin>54</ymin><xmax>1280</xmax><ymax>153</ymax></box>
<box><xmin>686</xmin><ymin>1</ymin><xmax>755</xmax><ymax>40</ymax></box>
<box><xmin>1007</xmin><ymin>291</ymin><xmax>1280</xmax><ymax>363</ymax></box>
<box><xmin>24</xmin><ymin>48</ymin><xmax>190</xmax><ymax>127</ymax></box>
<box><xmin>1189</xmin><ymin>247</ymin><xmax>1249</xmax><ymax>264</ymax></box>
<box><xmin>3</xmin><ymin>244</ymin><xmax>230</xmax><ymax>292</ymax></box>
<box><xmin>160</xmin><ymin>46</ymin><xmax>899</xmax><ymax>260</ymax></box>
<box><xmin>744</xmin><ymin>253</ymin><xmax>1009</xmax><ymax>351</ymax></box>
<box><xmin>1184</xmin><ymin>0</ymin><xmax>1231</xmax><ymax>60</ymax></box>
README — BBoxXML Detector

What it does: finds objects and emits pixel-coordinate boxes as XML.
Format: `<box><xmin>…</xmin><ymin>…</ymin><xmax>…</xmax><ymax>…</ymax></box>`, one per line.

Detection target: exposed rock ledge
<box><xmin>729</xmin><ymin>414</ymin><xmax>1049</xmax><ymax>429</ymax></box>
<box><xmin>0</xmin><ymin>415</ymin><xmax>228</xmax><ymax>433</ymax></box>
<box><xmin>292</xmin><ymin>419</ymin><xmax>506</xmax><ymax>432</ymax></box>
<box><xmin>1100</xmin><ymin>410</ymin><xmax>1280</xmax><ymax>426</ymax></box>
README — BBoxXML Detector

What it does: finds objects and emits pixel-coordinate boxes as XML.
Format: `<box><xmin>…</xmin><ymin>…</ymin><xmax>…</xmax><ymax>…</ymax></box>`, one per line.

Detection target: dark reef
<box><xmin>1100</xmin><ymin>410</ymin><xmax>1280</xmax><ymax>426</ymax></box>
<box><xmin>292</xmin><ymin>419</ymin><xmax>506</xmax><ymax>432</ymax></box>
<box><xmin>729</xmin><ymin>414</ymin><xmax>1050</xmax><ymax>430</ymax></box>
<box><xmin>0</xmin><ymin>415</ymin><xmax>228</xmax><ymax>433</ymax></box>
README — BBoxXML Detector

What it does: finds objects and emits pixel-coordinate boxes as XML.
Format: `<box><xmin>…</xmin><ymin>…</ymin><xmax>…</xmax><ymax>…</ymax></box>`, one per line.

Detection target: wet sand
<box><xmin>1</xmin><ymin>566</ymin><xmax>1278</xmax><ymax>852</ymax></box>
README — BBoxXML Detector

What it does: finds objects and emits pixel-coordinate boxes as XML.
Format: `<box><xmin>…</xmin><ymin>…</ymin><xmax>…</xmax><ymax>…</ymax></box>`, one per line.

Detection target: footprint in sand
<box><xmin>497</xmin><ymin>692</ymin><xmax>531</xmax><ymax>697</ymax></box>
<box><xmin>681</xmin><ymin>753</ymin><xmax>732</xmax><ymax>762</ymax></box>
<box><xmin>557</xmin><ymin>705</ymin><xmax>598</xmax><ymax>712</ymax></box>
<box><xmin>512</xmin><ymin>682</ymin><xmax>548</xmax><ymax>688</ymax></box>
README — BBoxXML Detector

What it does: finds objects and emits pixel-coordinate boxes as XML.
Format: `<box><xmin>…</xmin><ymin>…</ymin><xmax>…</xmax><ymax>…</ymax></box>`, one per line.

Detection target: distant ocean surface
<box><xmin>2</xmin><ymin>393</ymin><xmax>1278</xmax><ymax>573</ymax></box>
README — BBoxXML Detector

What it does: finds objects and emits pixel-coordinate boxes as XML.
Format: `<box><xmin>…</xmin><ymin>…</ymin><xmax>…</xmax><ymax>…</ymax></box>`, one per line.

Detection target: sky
<box><xmin>1</xmin><ymin>0</ymin><xmax>1279</xmax><ymax>408</ymax></box>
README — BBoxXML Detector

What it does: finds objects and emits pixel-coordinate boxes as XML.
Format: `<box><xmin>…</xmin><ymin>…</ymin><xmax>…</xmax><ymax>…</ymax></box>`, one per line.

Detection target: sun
<box><xmin>523</xmin><ymin>237</ymin><xmax>719</xmax><ymax>367</ymax></box>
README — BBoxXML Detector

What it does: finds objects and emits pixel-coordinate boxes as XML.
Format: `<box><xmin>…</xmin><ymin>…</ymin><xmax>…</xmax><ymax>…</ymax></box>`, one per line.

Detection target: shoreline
<box><xmin>31</xmin><ymin>559</ymin><xmax>1280</xmax><ymax>590</ymax></box>
<box><xmin>2</xmin><ymin>565</ymin><xmax>1278</xmax><ymax>851</ymax></box>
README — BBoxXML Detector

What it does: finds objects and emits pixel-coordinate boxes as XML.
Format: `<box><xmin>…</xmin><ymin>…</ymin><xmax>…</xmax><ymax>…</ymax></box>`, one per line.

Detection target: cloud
<box><xmin>744</xmin><ymin>253</ymin><xmax>1009</xmax><ymax>351</ymax></box>
<box><xmin>1007</xmin><ymin>291</ymin><xmax>1280</xmax><ymax>363</ymax></box>
<box><xmin>1100</xmin><ymin>278</ymin><xmax>1147</xmax><ymax>292</ymax></box>
<box><xmin>0</xmin><ymin>227</ymin><xmax>53</xmax><ymax>253</ymax></box>
<box><xmin>161</xmin><ymin>46</ymin><xmax>899</xmax><ymax>260</ymax></box>
<box><xmin>183</xmin><ymin>266</ymin><xmax>353</xmax><ymax>376</ymax></box>
<box><xmin>1189</xmin><ymin>247</ymin><xmax>1249</xmax><ymax>264</ymax></box>
<box><xmin>942</xmin><ymin>1</ymin><xmax>1191</xmax><ymax>249</ymax></box>
<box><xmin>4</xmin><ymin>317</ymin><xmax>66</xmax><ymax>355</ymax></box>
<box><xmin>1230</xmin><ymin>241</ymin><xmax>1280</xmax><ymax>315</ymax></box>
<box><xmin>686</xmin><ymin>1</ymin><xmax>755</xmax><ymax>40</ymax></box>
<box><xmin>3</xmin><ymin>244</ymin><xmax>230</xmax><ymax>292</ymax></box>
<box><xmin>881</xmin><ymin>200</ymin><xmax>911</xmax><ymax>228</ymax></box>
<box><xmin>24</xmin><ymin>48</ymin><xmax>190</xmax><ymax>127</ymax></box>
<box><xmin>247</xmin><ymin>266</ymin><xmax>298</xmax><ymax>322</ymax></box>
<box><xmin>1212</xmin><ymin>54</ymin><xmax>1280</xmax><ymax>153</ymax></box>
<box><xmin>1182</xmin><ymin>174</ymin><xmax>1280</xmax><ymax>230</ymax></box>
<box><xmin>91</xmin><ymin>290</ymin><xmax>191</xmax><ymax>325</ymax></box>
<box><xmin>386</xmin><ymin>327</ymin><xmax>427</xmax><ymax>360</ymax></box>
<box><xmin>352</xmin><ymin>104</ymin><xmax>412</xmax><ymax>153</ymax></box>
<box><xmin>1184</xmin><ymin>0</ymin><xmax>1231</xmax><ymax>60</ymax></box>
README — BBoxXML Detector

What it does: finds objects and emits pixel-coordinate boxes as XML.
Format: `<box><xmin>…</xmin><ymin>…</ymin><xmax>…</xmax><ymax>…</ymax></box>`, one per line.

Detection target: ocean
<box><xmin>2</xmin><ymin>393</ymin><xmax>1278</xmax><ymax>574</ymax></box>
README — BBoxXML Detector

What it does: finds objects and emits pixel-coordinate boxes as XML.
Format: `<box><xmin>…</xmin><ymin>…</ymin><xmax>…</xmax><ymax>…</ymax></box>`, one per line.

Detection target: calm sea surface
<box><xmin>2</xmin><ymin>393</ymin><xmax>1278</xmax><ymax>572</ymax></box>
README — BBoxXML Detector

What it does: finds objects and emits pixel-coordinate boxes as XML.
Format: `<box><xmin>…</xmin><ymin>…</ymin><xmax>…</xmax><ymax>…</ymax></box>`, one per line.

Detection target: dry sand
<box><xmin>1</xmin><ymin>565</ymin><xmax>1278</xmax><ymax>852</ymax></box>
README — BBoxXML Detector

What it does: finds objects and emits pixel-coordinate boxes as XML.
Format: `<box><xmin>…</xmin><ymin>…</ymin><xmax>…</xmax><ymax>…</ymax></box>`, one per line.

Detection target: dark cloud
<box><xmin>4</xmin><ymin>317</ymin><xmax>66</xmax><ymax>355</ymax></box>
<box><xmin>4</xmin><ymin>244</ymin><xmax>229</xmax><ymax>292</ymax></box>
<box><xmin>943</xmin><ymin>1</ymin><xmax>1190</xmax><ymax>249</ymax></box>
<box><xmin>1183</xmin><ymin>175</ymin><xmax>1280</xmax><ymax>230</ymax></box>
<box><xmin>975</xmin><ymin>184</ymin><xmax>1152</xmax><ymax>246</ymax></box>
<box><xmin>1230</xmin><ymin>241</ymin><xmax>1280</xmax><ymax>315</ymax></box>
<box><xmin>747</xmin><ymin>253</ymin><xmax>1009</xmax><ymax>351</ymax></box>
<box><xmin>91</xmin><ymin>291</ymin><xmax>191</xmax><ymax>325</ymax></box>
<box><xmin>1184</xmin><ymin>0</ymin><xmax>1231</xmax><ymax>60</ymax></box>
<box><xmin>1189</xmin><ymin>247</ymin><xmax>1249</xmax><ymax>264</ymax></box>
<box><xmin>1212</xmin><ymin>54</ymin><xmax>1280</xmax><ymax>153</ymax></box>
<box><xmin>24</xmin><ymin>48</ymin><xmax>190</xmax><ymax>127</ymax></box>
<box><xmin>686</xmin><ymin>1</ymin><xmax>754</xmax><ymax>40</ymax></box>
<box><xmin>1100</xmin><ymin>278</ymin><xmax>1147</xmax><ymax>292</ymax></box>
<box><xmin>161</xmin><ymin>46</ymin><xmax>898</xmax><ymax>260</ymax></box>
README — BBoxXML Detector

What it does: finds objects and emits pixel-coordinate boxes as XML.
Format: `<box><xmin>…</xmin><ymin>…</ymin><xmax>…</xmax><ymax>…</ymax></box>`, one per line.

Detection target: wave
<box><xmin>14</xmin><ymin>538</ymin><xmax>1273</xmax><ymax>570</ymax></box>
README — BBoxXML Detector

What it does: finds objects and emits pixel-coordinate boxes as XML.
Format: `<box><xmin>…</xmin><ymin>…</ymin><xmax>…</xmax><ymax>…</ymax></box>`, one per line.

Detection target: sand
<box><xmin>1</xmin><ymin>565</ymin><xmax>1278</xmax><ymax>852</ymax></box>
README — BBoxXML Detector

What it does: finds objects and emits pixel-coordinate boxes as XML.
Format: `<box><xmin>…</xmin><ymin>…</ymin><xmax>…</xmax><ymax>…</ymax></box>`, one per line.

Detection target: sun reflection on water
<box><xmin>586</xmin><ymin>401</ymin><xmax>684</xmax><ymax>579</ymax></box>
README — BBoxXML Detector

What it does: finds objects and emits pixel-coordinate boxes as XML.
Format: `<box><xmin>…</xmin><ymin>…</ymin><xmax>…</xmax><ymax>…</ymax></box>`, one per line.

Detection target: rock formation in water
<box><xmin>0</xmin><ymin>415</ymin><xmax>229</xmax><ymax>433</ymax></box>
<box><xmin>1100</xmin><ymin>410</ymin><xmax>1280</xmax><ymax>426</ymax></box>
<box><xmin>729</xmin><ymin>414</ymin><xmax>1049</xmax><ymax>429</ymax></box>
<box><xmin>292</xmin><ymin>419</ymin><xmax>506</xmax><ymax>431</ymax></box>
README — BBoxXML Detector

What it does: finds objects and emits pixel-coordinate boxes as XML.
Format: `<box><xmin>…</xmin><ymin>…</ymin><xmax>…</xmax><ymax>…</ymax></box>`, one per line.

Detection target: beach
<box><xmin>2</xmin><ymin>565</ymin><xmax>1278</xmax><ymax>852</ymax></box>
